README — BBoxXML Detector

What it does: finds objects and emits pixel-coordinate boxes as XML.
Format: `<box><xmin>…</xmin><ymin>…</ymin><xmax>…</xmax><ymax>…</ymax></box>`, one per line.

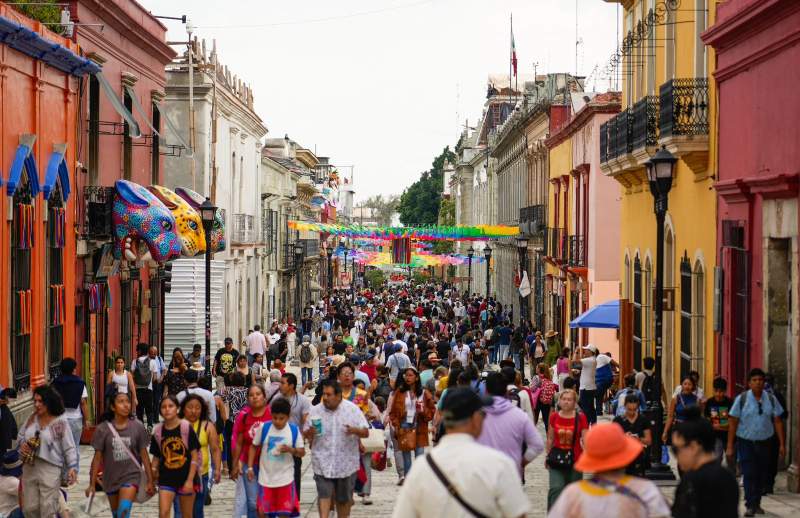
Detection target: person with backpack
<box><xmin>533</xmin><ymin>364</ymin><xmax>557</xmax><ymax>431</ymax></box>
<box><xmin>727</xmin><ymin>368</ymin><xmax>786</xmax><ymax>517</ymax></box>
<box><xmin>297</xmin><ymin>334</ymin><xmax>318</xmax><ymax>386</ymax></box>
<box><xmin>612</xmin><ymin>373</ymin><xmax>647</xmax><ymax>418</ymax></box>
<box><xmin>247</xmin><ymin>398</ymin><xmax>304</xmax><ymax>518</ymax></box>
<box><xmin>477</xmin><ymin>372</ymin><xmax>544</xmax><ymax>478</ymax></box>
<box><xmin>546</xmin><ymin>388</ymin><xmax>589</xmax><ymax>509</ymax></box>
<box><xmin>149</xmin><ymin>394</ymin><xmax>201</xmax><ymax>518</ymax></box>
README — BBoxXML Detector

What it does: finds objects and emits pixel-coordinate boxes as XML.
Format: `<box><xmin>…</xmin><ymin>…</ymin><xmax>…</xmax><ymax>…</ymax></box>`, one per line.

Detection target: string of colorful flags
<box><xmin>288</xmin><ymin>220</ymin><xmax>519</xmax><ymax>241</ymax></box>
<box><xmin>333</xmin><ymin>249</ymin><xmax>486</xmax><ymax>267</ymax></box>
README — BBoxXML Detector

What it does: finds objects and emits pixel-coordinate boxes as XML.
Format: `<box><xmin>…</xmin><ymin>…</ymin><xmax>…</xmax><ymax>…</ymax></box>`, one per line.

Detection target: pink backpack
<box><xmin>153</xmin><ymin>419</ymin><xmax>191</xmax><ymax>450</ymax></box>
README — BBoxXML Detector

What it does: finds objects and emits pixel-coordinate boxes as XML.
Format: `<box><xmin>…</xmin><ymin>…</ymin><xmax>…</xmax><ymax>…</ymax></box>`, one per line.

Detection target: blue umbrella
<box><xmin>569</xmin><ymin>299</ymin><xmax>620</xmax><ymax>329</ymax></box>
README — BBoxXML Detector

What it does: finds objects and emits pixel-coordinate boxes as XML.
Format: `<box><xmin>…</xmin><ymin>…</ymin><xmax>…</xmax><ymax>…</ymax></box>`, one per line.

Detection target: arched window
<box><xmin>623</xmin><ymin>254</ymin><xmax>631</xmax><ymax>300</ymax></box>
<box><xmin>11</xmin><ymin>172</ymin><xmax>33</xmax><ymax>390</ymax></box>
<box><xmin>47</xmin><ymin>183</ymin><xmax>66</xmax><ymax>380</ymax></box>
<box><xmin>633</xmin><ymin>255</ymin><xmax>642</xmax><ymax>370</ymax></box>
<box><xmin>680</xmin><ymin>252</ymin><xmax>692</xmax><ymax>379</ymax></box>
<box><xmin>643</xmin><ymin>257</ymin><xmax>653</xmax><ymax>358</ymax></box>
<box><xmin>693</xmin><ymin>260</ymin><xmax>706</xmax><ymax>382</ymax></box>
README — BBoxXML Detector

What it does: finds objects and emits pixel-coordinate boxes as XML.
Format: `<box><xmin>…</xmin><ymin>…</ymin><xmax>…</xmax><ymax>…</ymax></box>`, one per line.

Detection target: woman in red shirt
<box><xmin>230</xmin><ymin>384</ymin><xmax>272</xmax><ymax>518</ymax></box>
<box><xmin>546</xmin><ymin>388</ymin><xmax>589</xmax><ymax>510</ymax></box>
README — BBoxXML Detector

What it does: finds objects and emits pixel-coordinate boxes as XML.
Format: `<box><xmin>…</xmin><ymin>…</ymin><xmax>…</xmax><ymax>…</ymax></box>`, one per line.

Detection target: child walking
<box><xmin>247</xmin><ymin>398</ymin><xmax>304</xmax><ymax>518</ymax></box>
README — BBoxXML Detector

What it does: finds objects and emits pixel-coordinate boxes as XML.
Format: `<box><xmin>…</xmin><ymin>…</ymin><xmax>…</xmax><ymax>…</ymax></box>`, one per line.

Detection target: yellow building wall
<box><xmin>617</xmin><ymin>0</ymin><xmax>718</xmax><ymax>392</ymax></box>
<box><xmin>547</xmin><ymin>137</ymin><xmax>575</xmax><ymax>344</ymax></box>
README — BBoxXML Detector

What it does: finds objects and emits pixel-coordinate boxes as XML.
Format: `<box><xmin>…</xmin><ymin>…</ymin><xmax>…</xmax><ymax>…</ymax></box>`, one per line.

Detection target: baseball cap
<box><xmin>440</xmin><ymin>387</ymin><xmax>492</xmax><ymax>425</ymax></box>
<box><xmin>582</xmin><ymin>344</ymin><xmax>598</xmax><ymax>353</ymax></box>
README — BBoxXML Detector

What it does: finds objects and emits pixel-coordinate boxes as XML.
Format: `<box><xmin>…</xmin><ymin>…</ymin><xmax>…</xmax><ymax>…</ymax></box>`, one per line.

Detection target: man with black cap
<box><xmin>393</xmin><ymin>387</ymin><xmax>530</xmax><ymax>518</ymax></box>
<box><xmin>0</xmin><ymin>450</ymin><xmax>22</xmax><ymax>518</ymax></box>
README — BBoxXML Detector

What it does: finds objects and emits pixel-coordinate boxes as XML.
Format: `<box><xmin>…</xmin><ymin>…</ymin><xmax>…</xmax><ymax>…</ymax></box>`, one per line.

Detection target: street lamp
<box><xmin>199</xmin><ymin>197</ymin><xmax>217</xmax><ymax>377</ymax></box>
<box><xmin>343</xmin><ymin>247</ymin><xmax>349</xmax><ymax>272</ymax></box>
<box><xmin>517</xmin><ymin>236</ymin><xmax>529</xmax><ymax>327</ymax></box>
<box><xmin>467</xmin><ymin>246</ymin><xmax>475</xmax><ymax>296</ymax></box>
<box><xmin>294</xmin><ymin>243</ymin><xmax>305</xmax><ymax>321</ymax></box>
<box><xmin>325</xmin><ymin>247</ymin><xmax>333</xmax><ymax>293</ymax></box>
<box><xmin>644</xmin><ymin>145</ymin><xmax>678</xmax><ymax>480</ymax></box>
<box><xmin>483</xmin><ymin>244</ymin><xmax>493</xmax><ymax>299</ymax></box>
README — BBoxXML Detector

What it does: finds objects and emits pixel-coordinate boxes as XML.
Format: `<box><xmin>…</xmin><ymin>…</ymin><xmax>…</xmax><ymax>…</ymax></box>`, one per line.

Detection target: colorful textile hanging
<box><xmin>16</xmin><ymin>289</ymin><xmax>32</xmax><ymax>335</ymax></box>
<box><xmin>17</xmin><ymin>203</ymin><xmax>35</xmax><ymax>249</ymax></box>
<box><xmin>50</xmin><ymin>284</ymin><xmax>65</xmax><ymax>325</ymax></box>
<box><xmin>49</xmin><ymin>207</ymin><xmax>65</xmax><ymax>248</ymax></box>
<box><xmin>392</xmin><ymin>237</ymin><xmax>412</xmax><ymax>264</ymax></box>
<box><xmin>287</xmin><ymin>221</ymin><xmax>519</xmax><ymax>241</ymax></box>
<box><xmin>88</xmin><ymin>283</ymin><xmax>104</xmax><ymax>313</ymax></box>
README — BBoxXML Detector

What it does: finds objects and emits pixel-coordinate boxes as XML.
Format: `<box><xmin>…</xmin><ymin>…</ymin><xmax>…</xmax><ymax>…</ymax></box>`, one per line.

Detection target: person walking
<box><xmin>548</xmin><ymin>422</ymin><xmax>670</xmax><ymax>517</ymax></box>
<box><xmin>670</xmin><ymin>408</ymin><xmax>738</xmax><ymax>518</ymax></box>
<box><xmin>477</xmin><ymin>372</ymin><xmax>544</xmax><ymax>477</ymax></box>
<box><xmin>304</xmin><ymin>379</ymin><xmax>369</xmax><ymax>518</ymax></box>
<box><xmin>555</xmin><ymin>347</ymin><xmax>570</xmax><ymax>390</ymax></box>
<box><xmin>546</xmin><ymin>388</ymin><xmax>589</xmax><ymax>509</ymax></box>
<box><xmin>277</xmin><ymin>372</ymin><xmax>311</xmax><ymax>495</ymax></box>
<box><xmin>703</xmin><ymin>376</ymin><xmax>733</xmax><ymax>466</ymax></box>
<box><xmin>248</xmin><ymin>398</ymin><xmax>305</xmax><ymax>518</ymax></box>
<box><xmin>231</xmin><ymin>384</ymin><xmax>273</xmax><ymax>518</ymax></box>
<box><xmin>150</xmin><ymin>395</ymin><xmax>201</xmax><ymax>518</ymax></box>
<box><xmin>298</xmin><ymin>334</ymin><xmax>318</xmax><ymax>385</ymax></box>
<box><xmin>163</xmin><ymin>349</ymin><xmax>189</xmax><ymax>397</ymax></box>
<box><xmin>386</xmin><ymin>343</ymin><xmax>412</xmax><ymax>388</ymax></box>
<box><xmin>392</xmin><ymin>387</ymin><xmax>531</xmax><ymax>518</ymax></box>
<box><xmin>107</xmin><ymin>356</ymin><xmax>138</xmax><ymax>411</ymax></box>
<box><xmin>662</xmin><ymin>375</ymin><xmax>700</xmax><ymax>448</ymax></box>
<box><xmin>495</xmin><ymin>321</ymin><xmax>513</xmax><ymax>363</ymax></box>
<box><xmin>246</xmin><ymin>325</ymin><xmax>268</xmax><ymax>366</ymax></box>
<box><xmin>52</xmin><ymin>357</ymin><xmax>88</xmax><ymax>472</ymax></box>
<box><xmin>727</xmin><ymin>368</ymin><xmax>786</xmax><ymax>517</ymax></box>
<box><xmin>17</xmin><ymin>385</ymin><xmax>79</xmax><ymax>518</ymax></box>
<box><xmin>387</xmin><ymin>367</ymin><xmax>435</xmax><ymax>484</ymax></box>
<box><xmin>131</xmin><ymin>342</ymin><xmax>158</xmax><ymax>429</ymax></box>
<box><xmin>574</xmin><ymin>344</ymin><xmax>598</xmax><ymax>425</ymax></box>
<box><xmin>87</xmin><ymin>390</ymin><xmax>154</xmax><ymax>518</ymax></box>
<box><xmin>176</xmin><ymin>367</ymin><xmax>218</xmax><ymax>424</ymax></box>
<box><xmin>528</xmin><ymin>331</ymin><xmax>546</xmax><ymax>379</ymax></box>
<box><xmin>0</xmin><ymin>450</ymin><xmax>23</xmax><ymax>518</ymax></box>
<box><xmin>149</xmin><ymin>345</ymin><xmax>167</xmax><ymax>420</ymax></box>
<box><xmin>221</xmin><ymin>372</ymin><xmax>250</xmax><ymax>472</ymax></box>
<box><xmin>612</xmin><ymin>394</ymin><xmax>652</xmax><ymax>476</ymax></box>
<box><xmin>213</xmin><ymin>337</ymin><xmax>240</xmax><ymax>389</ymax></box>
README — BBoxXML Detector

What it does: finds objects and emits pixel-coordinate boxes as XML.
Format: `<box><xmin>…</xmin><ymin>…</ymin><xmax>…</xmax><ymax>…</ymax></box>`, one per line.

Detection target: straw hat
<box><xmin>574</xmin><ymin>422</ymin><xmax>644</xmax><ymax>473</ymax></box>
<box><xmin>545</xmin><ymin>330</ymin><xmax>559</xmax><ymax>338</ymax></box>
<box><xmin>189</xmin><ymin>361</ymin><xmax>205</xmax><ymax>372</ymax></box>
<box><xmin>331</xmin><ymin>355</ymin><xmax>347</xmax><ymax>367</ymax></box>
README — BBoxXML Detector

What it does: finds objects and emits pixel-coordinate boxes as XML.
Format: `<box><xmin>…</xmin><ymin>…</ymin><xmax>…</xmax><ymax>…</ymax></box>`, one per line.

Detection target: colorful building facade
<box><xmin>600</xmin><ymin>0</ymin><xmax>718</xmax><ymax>391</ymax></box>
<box><xmin>703</xmin><ymin>0</ymin><xmax>800</xmax><ymax>491</ymax></box>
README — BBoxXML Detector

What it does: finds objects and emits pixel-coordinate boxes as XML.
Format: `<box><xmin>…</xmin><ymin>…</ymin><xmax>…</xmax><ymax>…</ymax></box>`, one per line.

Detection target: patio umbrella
<box><xmin>569</xmin><ymin>299</ymin><xmax>620</xmax><ymax>329</ymax></box>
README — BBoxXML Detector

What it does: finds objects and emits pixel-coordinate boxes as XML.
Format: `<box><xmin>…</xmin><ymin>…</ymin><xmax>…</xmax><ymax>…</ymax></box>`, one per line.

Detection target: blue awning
<box><xmin>7</xmin><ymin>143</ymin><xmax>40</xmax><ymax>197</ymax></box>
<box><xmin>42</xmin><ymin>148</ymin><xmax>70</xmax><ymax>201</ymax></box>
<box><xmin>570</xmin><ymin>299</ymin><xmax>620</xmax><ymax>329</ymax></box>
<box><xmin>0</xmin><ymin>15</ymin><xmax>100</xmax><ymax>77</ymax></box>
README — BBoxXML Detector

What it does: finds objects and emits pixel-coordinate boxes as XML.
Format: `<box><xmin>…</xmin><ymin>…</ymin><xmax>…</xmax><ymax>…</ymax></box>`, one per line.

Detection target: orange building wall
<box><xmin>0</xmin><ymin>7</ymin><xmax>79</xmax><ymax>388</ymax></box>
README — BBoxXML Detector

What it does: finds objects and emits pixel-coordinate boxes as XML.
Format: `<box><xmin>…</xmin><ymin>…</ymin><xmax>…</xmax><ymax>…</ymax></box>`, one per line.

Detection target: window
<box><xmin>633</xmin><ymin>255</ymin><xmax>642</xmax><ymax>370</ymax></box>
<box><xmin>47</xmin><ymin>186</ymin><xmax>66</xmax><ymax>381</ymax></box>
<box><xmin>11</xmin><ymin>175</ymin><xmax>33</xmax><ymax>391</ymax></box>
<box><xmin>693</xmin><ymin>260</ymin><xmax>705</xmax><ymax>382</ymax></box>
<box><xmin>623</xmin><ymin>254</ymin><xmax>631</xmax><ymax>300</ymax></box>
<box><xmin>695</xmin><ymin>0</ymin><xmax>708</xmax><ymax>77</ymax></box>
<box><xmin>88</xmin><ymin>75</ymin><xmax>100</xmax><ymax>185</ymax></box>
<box><xmin>121</xmin><ymin>278</ymin><xmax>132</xmax><ymax>361</ymax></box>
<box><xmin>123</xmin><ymin>90</ymin><xmax>133</xmax><ymax>180</ymax></box>
<box><xmin>151</xmin><ymin>103</ymin><xmax>161</xmax><ymax>184</ymax></box>
<box><xmin>665</xmin><ymin>6</ymin><xmax>676</xmax><ymax>80</ymax></box>
<box><xmin>647</xmin><ymin>0</ymin><xmax>656</xmax><ymax>95</ymax></box>
<box><xmin>680</xmin><ymin>252</ymin><xmax>692</xmax><ymax>379</ymax></box>
<box><xmin>643</xmin><ymin>257</ymin><xmax>652</xmax><ymax>358</ymax></box>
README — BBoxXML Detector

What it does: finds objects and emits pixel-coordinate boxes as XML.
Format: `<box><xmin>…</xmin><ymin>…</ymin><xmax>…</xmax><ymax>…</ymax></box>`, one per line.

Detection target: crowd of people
<box><xmin>0</xmin><ymin>278</ymin><xmax>791</xmax><ymax>518</ymax></box>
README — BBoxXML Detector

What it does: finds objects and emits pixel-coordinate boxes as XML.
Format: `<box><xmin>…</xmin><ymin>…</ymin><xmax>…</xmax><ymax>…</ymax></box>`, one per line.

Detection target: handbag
<box><xmin>371</xmin><ymin>450</ymin><xmax>387</xmax><ymax>471</ymax></box>
<box><xmin>360</xmin><ymin>426</ymin><xmax>386</xmax><ymax>453</ymax></box>
<box><xmin>546</xmin><ymin>414</ymin><xmax>579</xmax><ymax>470</ymax></box>
<box><xmin>106</xmin><ymin>422</ymin><xmax>152</xmax><ymax>503</ymax></box>
<box><xmin>396</xmin><ymin>425</ymin><xmax>417</xmax><ymax>452</ymax></box>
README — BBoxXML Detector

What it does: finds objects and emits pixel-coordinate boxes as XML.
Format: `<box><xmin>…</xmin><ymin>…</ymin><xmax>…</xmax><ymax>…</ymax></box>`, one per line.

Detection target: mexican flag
<box><xmin>511</xmin><ymin>31</ymin><xmax>518</xmax><ymax>77</ymax></box>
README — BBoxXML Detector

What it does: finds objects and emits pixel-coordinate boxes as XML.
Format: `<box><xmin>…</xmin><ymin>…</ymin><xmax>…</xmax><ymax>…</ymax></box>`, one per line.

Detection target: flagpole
<box><xmin>509</xmin><ymin>13</ymin><xmax>512</xmax><ymax>107</ymax></box>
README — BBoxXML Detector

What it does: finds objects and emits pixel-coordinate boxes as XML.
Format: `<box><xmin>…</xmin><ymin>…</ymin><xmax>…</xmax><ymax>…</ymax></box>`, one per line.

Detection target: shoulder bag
<box><xmin>106</xmin><ymin>422</ymin><xmax>152</xmax><ymax>503</ymax></box>
<box><xmin>360</xmin><ymin>425</ymin><xmax>386</xmax><ymax>453</ymax></box>
<box><xmin>425</xmin><ymin>452</ymin><xmax>489</xmax><ymax>518</ymax></box>
<box><xmin>546</xmin><ymin>413</ymin><xmax>579</xmax><ymax>469</ymax></box>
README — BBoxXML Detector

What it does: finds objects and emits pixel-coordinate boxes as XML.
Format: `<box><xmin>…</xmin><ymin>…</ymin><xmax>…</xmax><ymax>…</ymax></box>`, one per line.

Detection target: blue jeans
<box><xmin>738</xmin><ymin>438</ymin><xmax>770</xmax><ymax>509</ymax></box>
<box><xmin>498</xmin><ymin>343</ymin><xmax>510</xmax><ymax>362</ymax></box>
<box><xmin>174</xmin><ymin>474</ymin><xmax>208</xmax><ymax>518</ymax></box>
<box><xmin>579</xmin><ymin>389</ymin><xmax>597</xmax><ymax>425</ymax></box>
<box><xmin>242</xmin><ymin>463</ymin><xmax>260</xmax><ymax>518</ymax></box>
<box><xmin>399</xmin><ymin>423</ymin><xmax>424</xmax><ymax>476</ymax></box>
<box><xmin>595</xmin><ymin>379</ymin><xmax>611</xmax><ymax>416</ymax></box>
<box><xmin>301</xmin><ymin>367</ymin><xmax>313</xmax><ymax>385</ymax></box>
<box><xmin>488</xmin><ymin>347</ymin><xmax>497</xmax><ymax>364</ymax></box>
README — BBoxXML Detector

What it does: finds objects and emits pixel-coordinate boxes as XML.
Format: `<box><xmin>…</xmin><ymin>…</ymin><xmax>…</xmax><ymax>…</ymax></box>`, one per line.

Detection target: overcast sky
<box><xmin>139</xmin><ymin>0</ymin><xmax>620</xmax><ymax>202</ymax></box>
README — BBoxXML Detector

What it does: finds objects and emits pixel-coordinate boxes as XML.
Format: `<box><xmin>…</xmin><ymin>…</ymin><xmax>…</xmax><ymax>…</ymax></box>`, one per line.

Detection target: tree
<box><xmin>359</xmin><ymin>194</ymin><xmax>399</xmax><ymax>226</ymax></box>
<box><xmin>432</xmin><ymin>197</ymin><xmax>455</xmax><ymax>254</ymax></box>
<box><xmin>364</xmin><ymin>268</ymin><xmax>386</xmax><ymax>289</ymax></box>
<box><xmin>8</xmin><ymin>0</ymin><xmax>63</xmax><ymax>26</ymax></box>
<box><xmin>397</xmin><ymin>146</ymin><xmax>456</xmax><ymax>226</ymax></box>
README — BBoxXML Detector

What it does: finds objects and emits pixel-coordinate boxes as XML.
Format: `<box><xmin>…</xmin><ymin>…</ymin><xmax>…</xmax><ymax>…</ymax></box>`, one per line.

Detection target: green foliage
<box><xmin>8</xmin><ymin>0</ymin><xmax>63</xmax><ymax>26</ymax></box>
<box><xmin>398</xmin><ymin>146</ymin><xmax>456</xmax><ymax>226</ymax></box>
<box><xmin>432</xmin><ymin>197</ymin><xmax>456</xmax><ymax>254</ymax></box>
<box><xmin>364</xmin><ymin>268</ymin><xmax>386</xmax><ymax>289</ymax></box>
<box><xmin>412</xmin><ymin>271</ymin><xmax>429</xmax><ymax>284</ymax></box>
<box><xmin>359</xmin><ymin>194</ymin><xmax>399</xmax><ymax>226</ymax></box>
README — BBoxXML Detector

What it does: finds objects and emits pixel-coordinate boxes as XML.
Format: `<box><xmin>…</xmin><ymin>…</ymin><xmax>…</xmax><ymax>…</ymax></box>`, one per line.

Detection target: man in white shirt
<box><xmin>451</xmin><ymin>338</ymin><xmax>471</xmax><ymax>367</ymax></box>
<box><xmin>393</xmin><ymin>387</ymin><xmax>530</xmax><ymax>518</ymax></box>
<box><xmin>245</xmin><ymin>325</ymin><xmax>267</xmax><ymax>366</ymax></box>
<box><xmin>130</xmin><ymin>342</ymin><xmax>158</xmax><ymax>428</ymax></box>
<box><xmin>575</xmin><ymin>344</ymin><xmax>599</xmax><ymax>425</ymax></box>
<box><xmin>386</xmin><ymin>344</ymin><xmax>412</xmax><ymax>388</ymax></box>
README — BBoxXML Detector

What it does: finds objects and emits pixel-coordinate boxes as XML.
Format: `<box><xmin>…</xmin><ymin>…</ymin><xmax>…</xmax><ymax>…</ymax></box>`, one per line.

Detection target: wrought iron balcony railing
<box><xmin>545</xmin><ymin>227</ymin><xmax>567</xmax><ymax>261</ymax></box>
<box><xmin>568</xmin><ymin>235</ymin><xmax>586</xmax><ymax>267</ymax></box>
<box><xmin>632</xmin><ymin>96</ymin><xmax>659</xmax><ymax>151</ymax></box>
<box><xmin>600</xmin><ymin>120</ymin><xmax>609</xmax><ymax>164</ymax></box>
<box><xmin>231</xmin><ymin>214</ymin><xmax>256</xmax><ymax>244</ymax></box>
<box><xmin>614</xmin><ymin>108</ymin><xmax>633</xmax><ymax>158</ymax></box>
<box><xmin>659</xmin><ymin>78</ymin><xmax>709</xmax><ymax>138</ymax></box>
<box><xmin>519</xmin><ymin>205</ymin><xmax>546</xmax><ymax>236</ymax></box>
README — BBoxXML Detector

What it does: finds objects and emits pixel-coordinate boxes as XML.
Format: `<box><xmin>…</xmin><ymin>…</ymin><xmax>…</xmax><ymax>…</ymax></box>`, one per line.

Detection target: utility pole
<box><xmin>187</xmin><ymin>19</ymin><xmax>196</xmax><ymax>191</ymax></box>
<box><xmin>210</xmin><ymin>39</ymin><xmax>218</xmax><ymax>202</ymax></box>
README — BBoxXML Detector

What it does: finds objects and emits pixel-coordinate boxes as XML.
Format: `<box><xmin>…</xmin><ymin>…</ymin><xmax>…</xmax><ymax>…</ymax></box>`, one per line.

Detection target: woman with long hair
<box><xmin>545</xmin><ymin>388</ymin><xmax>589</xmax><ymax>510</ymax></box>
<box><xmin>87</xmin><ymin>390</ymin><xmax>153</xmax><ymax>518</ymax></box>
<box><xmin>150</xmin><ymin>395</ymin><xmax>201</xmax><ymax>518</ymax></box>
<box><xmin>221</xmin><ymin>372</ymin><xmax>249</xmax><ymax>472</ymax></box>
<box><xmin>174</xmin><ymin>394</ymin><xmax>222</xmax><ymax>518</ymax></box>
<box><xmin>662</xmin><ymin>375</ymin><xmax>701</xmax><ymax>446</ymax></box>
<box><xmin>163</xmin><ymin>349</ymin><xmax>188</xmax><ymax>397</ymax></box>
<box><xmin>231</xmin><ymin>384</ymin><xmax>273</xmax><ymax>518</ymax></box>
<box><xmin>107</xmin><ymin>356</ymin><xmax>138</xmax><ymax>411</ymax></box>
<box><xmin>17</xmin><ymin>385</ymin><xmax>79</xmax><ymax>517</ymax></box>
<box><xmin>387</xmin><ymin>367</ymin><xmax>435</xmax><ymax>485</ymax></box>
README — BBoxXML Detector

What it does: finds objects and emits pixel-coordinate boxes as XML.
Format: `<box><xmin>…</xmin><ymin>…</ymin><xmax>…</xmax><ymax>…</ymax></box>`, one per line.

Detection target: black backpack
<box><xmin>299</xmin><ymin>343</ymin><xmax>313</xmax><ymax>363</ymax></box>
<box><xmin>133</xmin><ymin>358</ymin><xmax>152</xmax><ymax>388</ymax></box>
<box><xmin>641</xmin><ymin>373</ymin><xmax>658</xmax><ymax>405</ymax></box>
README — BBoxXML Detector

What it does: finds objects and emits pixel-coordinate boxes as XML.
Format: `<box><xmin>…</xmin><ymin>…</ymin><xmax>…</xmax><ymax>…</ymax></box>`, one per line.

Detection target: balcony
<box><xmin>518</xmin><ymin>205</ymin><xmax>546</xmax><ymax>237</ymax></box>
<box><xmin>281</xmin><ymin>239</ymin><xmax>320</xmax><ymax>270</ymax></box>
<box><xmin>631</xmin><ymin>96</ymin><xmax>659</xmax><ymax>159</ymax></box>
<box><xmin>545</xmin><ymin>227</ymin><xmax>567</xmax><ymax>262</ymax></box>
<box><xmin>568</xmin><ymin>235</ymin><xmax>586</xmax><ymax>268</ymax></box>
<box><xmin>659</xmin><ymin>77</ymin><xmax>710</xmax><ymax>176</ymax></box>
<box><xmin>600</xmin><ymin>108</ymin><xmax>637</xmax><ymax>175</ymax></box>
<box><xmin>230</xmin><ymin>214</ymin><xmax>256</xmax><ymax>244</ymax></box>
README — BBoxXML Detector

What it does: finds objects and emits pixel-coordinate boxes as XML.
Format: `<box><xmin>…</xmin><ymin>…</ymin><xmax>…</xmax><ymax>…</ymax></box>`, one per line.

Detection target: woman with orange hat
<box><xmin>548</xmin><ymin>421</ymin><xmax>671</xmax><ymax>518</ymax></box>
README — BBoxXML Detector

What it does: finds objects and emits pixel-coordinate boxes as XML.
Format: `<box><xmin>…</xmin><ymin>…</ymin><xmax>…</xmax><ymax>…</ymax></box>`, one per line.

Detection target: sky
<box><xmin>138</xmin><ymin>0</ymin><xmax>621</xmax><ymax>202</ymax></box>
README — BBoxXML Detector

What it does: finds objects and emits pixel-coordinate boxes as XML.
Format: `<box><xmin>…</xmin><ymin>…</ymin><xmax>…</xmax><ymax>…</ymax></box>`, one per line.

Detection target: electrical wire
<box><xmin>196</xmin><ymin>0</ymin><xmax>433</xmax><ymax>29</ymax></box>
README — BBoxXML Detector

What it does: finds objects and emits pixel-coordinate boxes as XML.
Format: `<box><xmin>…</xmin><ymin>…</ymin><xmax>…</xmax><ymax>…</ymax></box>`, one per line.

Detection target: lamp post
<box><xmin>645</xmin><ymin>146</ymin><xmax>678</xmax><ymax>480</ymax></box>
<box><xmin>326</xmin><ymin>247</ymin><xmax>333</xmax><ymax>294</ymax></box>
<box><xmin>483</xmin><ymin>245</ymin><xmax>492</xmax><ymax>299</ymax></box>
<box><xmin>467</xmin><ymin>246</ymin><xmax>475</xmax><ymax>296</ymax></box>
<box><xmin>343</xmin><ymin>247</ymin><xmax>349</xmax><ymax>272</ymax></box>
<box><xmin>517</xmin><ymin>236</ymin><xmax>529</xmax><ymax>327</ymax></box>
<box><xmin>199</xmin><ymin>197</ymin><xmax>217</xmax><ymax>376</ymax></box>
<box><xmin>294</xmin><ymin>243</ymin><xmax>305</xmax><ymax>321</ymax></box>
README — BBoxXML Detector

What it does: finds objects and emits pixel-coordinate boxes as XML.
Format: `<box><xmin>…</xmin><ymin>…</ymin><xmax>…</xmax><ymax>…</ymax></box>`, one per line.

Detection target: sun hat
<box><xmin>545</xmin><ymin>330</ymin><xmax>558</xmax><ymax>338</ymax></box>
<box><xmin>1</xmin><ymin>450</ymin><xmax>22</xmax><ymax>477</ymax></box>
<box><xmin>574</xmin><ymin>422</ymin><xmax>644</xmax><ymax>473</ymax></box>
<box><xmin>190</xmin><ymin>361</ymin><xmax>205</xmax><ymax>372</ymax></box>
<box><xmin>331</xmin><ymin>355</ymin><xmax>347</xmax><ymax>367</ymax></box>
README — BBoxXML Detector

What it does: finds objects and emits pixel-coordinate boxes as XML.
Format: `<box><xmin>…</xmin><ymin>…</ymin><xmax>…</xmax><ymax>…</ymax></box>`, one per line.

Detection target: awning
<box><xmin>159</xmin><ymin>101</ymin><xmax>193</xmax><ymax>157</ymax></box>
<box><xmin>124</xmin><ymin>85</ymin><xmax>159</xmax><ymax>137</ymax></box>
<box><xmin>570</xmin><ymin>299</ymin><xmax>620</xmax><ymax>329</ymax></box>
<box><xmin>7</xmin><ymin>136</ymin><xmax>40</xmax><ymax>197</ymax></box>
<box><xmin>93</xmin><ymin>72</ymin><xmax>141</xmax><ymax>138</ymax></box>
<box><xmin>42</xmin><ymin>144</ymin><xmax>71</xmax><ymax>201</ymax></box>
